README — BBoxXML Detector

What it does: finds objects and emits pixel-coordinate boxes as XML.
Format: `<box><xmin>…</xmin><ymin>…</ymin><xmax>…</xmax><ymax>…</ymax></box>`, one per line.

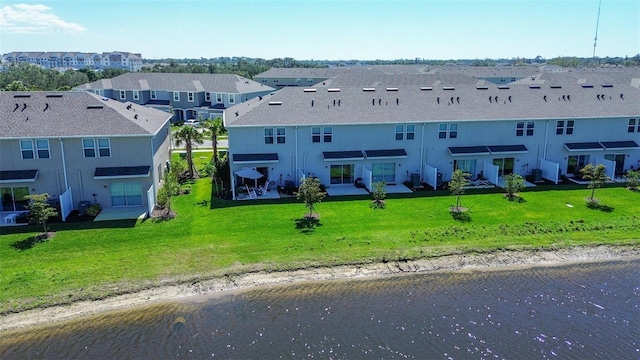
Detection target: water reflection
<box><xmin>2</xmin><ymin>260</ymin><xmax>639</xmax><ymax>359</ymax></box>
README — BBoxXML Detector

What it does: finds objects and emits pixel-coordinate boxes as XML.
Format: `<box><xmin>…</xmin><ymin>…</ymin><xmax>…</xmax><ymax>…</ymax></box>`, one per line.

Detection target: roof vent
<box><xmin>620</xmin><ymin>93</ymin><xmax>624</xmax><ymax>100</ymax></box>
<box><xmin>327</xmin><ymin>88</ymin><xmax>340</xmax><ymax>92</ymax></box>
<box><xmin>443</xmin><ymin>86</ymin><xmax>455</xmax><ymax>90</ymax></box>
<box><xmin>46</xmin><ymin>94</ymin><xmax>63</xmax><ymax>98</ymax></box>
<box><xmin>303</xmin><ymin>88</ymin><xmax>316</xmax><ymax>92</ymax></box>
<box><xmin>396</xmin><ymin>98</ymin><xmax>399</xmax><ymax>105</ymax></box>
<box><xmin>543</xmin><ymin>95</ymin><xmax>547</xmax><ymax>102</ymax></box>
<box><xmin>420</xmin><ymin>86</ymin><xmax>433</xmax><ymax>91</ymax></box>
<box><xmin>567</xmin><ymin>95</ymin><xmax>571</xmax><ymax>101</ymax></box>
<box><xmin>134</xmin><ymin>114</ymin><xmax>138</xmax><ymax>119</ymax></box>
<box><xmin>437</xmin><ymin>97</ymin><xmax>440</xmax><ymax>104</ymax></box>
<box><xmin>456</xmin><ymin>97</ymin><xmax>460</xmax><ymax>104</ymax></box>
<box><xmin>311</xmin><ymin>99</ymin><xmax>314</xmax><ymax>107</ymax></box>
<box><xmin>44</xmin><ymin>103</ymin><xmax>49</xmax><ymax>112</ymax></box>
<box><xmin>498</xmin><ymin>85</ymin><xmax>510</xmax><ymax>90</ymax></box>
<box><xmin>475</xmin><ymin>86</ymin><xmax>489</xmax><ymax>90</ymax></box>
<box><xmin>363</xmin><ymin>87</ymin><xmax>375</xmax><ymax>92</ymax></box>
<box><xmin>489</xmin><ymin>96</ymin><xmax>492</xmax><ymax>103</ymax></box>
<box><xmin>87</xmin><ymin>105</ymin><xmax>104</xmax><ymax>109</ymax></box>
<box><xmin>601</xmin><ymin>84</ymin><xmax>613</xmax><ymax>88</ymax></box>
<box><xmin>529</xmin><ymin>85</ymin><xmax>541</xmax><ymax>89</ymax></box>
<box><xmin>508</xmin><ymin>95</ymin><xmax>512</xmax><ymax>103</ymax></box>
<box><xmin>268</xmin><ymin>101</ymin><xmax>282</xmax><ymax>105</ymax></box>
<box><xmin>13</xmin><ymin>94</ymin><xmax>31</xmax><ymax>98</ymax></box>
<box><xmin>385</xmin><ymin>87</ymin><xmax>398</xmax><ymax>91</ymax></box>
<box><xmin>21</xmin><ymin>103</ymin><xmax>27</xmax><ymax>111</ymax></box>
<box><xmin>550</xmin><ymin>85</ymin><xmax>562</xmax><ymax>89</ymax></box>
<box><xmin>582</xmin><ymin>84</ymin><xmax>594</xmax><ymax>88</ymax></box>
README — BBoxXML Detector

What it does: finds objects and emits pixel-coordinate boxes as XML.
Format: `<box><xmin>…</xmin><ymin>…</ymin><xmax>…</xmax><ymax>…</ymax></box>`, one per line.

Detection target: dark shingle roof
<box><xmin>225</xmin><ymin>84</ymin><xmax>640</xmax><ymax>127</ymax></box>
<box><xmin>0</xmin><ymin>170</ymin><xmax>38</xmax><ymax>182</ymax></box>
<box><xmin>0</xmin><ymin>92</ymin><xmax>170</xmax><ymax>138</ymax></box>
<box><xmin>94</xmin><ymin>166</ymin><xmax>150</xmax><ymax>178</ymax></box>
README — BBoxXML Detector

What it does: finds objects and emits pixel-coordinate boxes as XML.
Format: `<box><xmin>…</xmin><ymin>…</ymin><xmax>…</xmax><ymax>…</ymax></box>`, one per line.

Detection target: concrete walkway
<box><xmin>94</xmin><ymin>207</ymin><xmax>147</xmax><ymax>221</ymax></box>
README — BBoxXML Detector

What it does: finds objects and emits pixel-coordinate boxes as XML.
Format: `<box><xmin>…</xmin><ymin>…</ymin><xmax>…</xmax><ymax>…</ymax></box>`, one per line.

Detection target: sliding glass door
<box><xmin>330</xmin><ymin>164</ymin><xmax>354</xmax><ymax>184</ymax></box>
<box><xmin>1</xmin><ymin>187</ymin><xmax>29</xmax><ymax>211</ymax></box>
<box><xmin>110</xmin><ymin>182</ymin><xmax>143</xmax><ymax>207</ymax></box>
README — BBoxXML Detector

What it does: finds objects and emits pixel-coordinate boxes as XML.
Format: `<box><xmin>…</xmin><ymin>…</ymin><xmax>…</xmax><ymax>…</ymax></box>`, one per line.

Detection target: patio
<box><xmin>93</xmin><ymin>207</ymin><xmax>148</xmax><ymax>221</ymax></box>
<box><xmin>325</xmin><ymin>183</ymin><xmax>413</xmax><ymax>197</ymax></box>
<box><xmin>0</xmin><ymin>211</ymin><xmax>29</xmax><ymax>227</ymax></box>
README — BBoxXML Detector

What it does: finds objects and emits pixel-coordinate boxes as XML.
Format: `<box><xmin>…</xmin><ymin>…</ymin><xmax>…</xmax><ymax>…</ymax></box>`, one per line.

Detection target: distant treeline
<box><xmin>2</xmin><ymin>55</ymin><xmax>638</xmax><ymax>92</ymax></box>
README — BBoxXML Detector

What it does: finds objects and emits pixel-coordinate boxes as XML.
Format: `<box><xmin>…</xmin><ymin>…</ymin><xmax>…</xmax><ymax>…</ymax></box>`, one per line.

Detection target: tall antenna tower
<box><xmin>593</xmin><ymin>0</ymin><xmax>602</xmax><ymax>58</ymax></box>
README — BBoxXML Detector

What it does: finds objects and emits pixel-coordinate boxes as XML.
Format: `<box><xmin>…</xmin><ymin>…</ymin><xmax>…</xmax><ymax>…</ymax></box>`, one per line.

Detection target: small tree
<box><xmin>370</xmin><ymin>181</ymin><xmax>387</xmax><ymax>209</ymax></box>
<box><xmin>580</xmin><ymin>163</ymin><xmax>609</xmax><ymax>202</ymax></box>
<box><xmin>503</xmin><ymin>173</ymin><xmax>525</xmax><ymax>200</ymax></box>
<box><xmin>625</xmin><ymin>169</ymin><xmax>640</xmax><ymax>191</ymax></box>
<box><xmin>202</xmin><ymin>117</ymin><xmax>226</xmax><ymax>165</ymax></box>
<box><xmin>24</xmin><ymin>193</ymin><xmax>58</xmax><ymax>236</ymax></box>
<box><xmin>173</xmin><ymin>125</ymin><xmax>204</xmax><ymax>179</ymax></box>
<box><xmin>449</xmin><ymin>169</ymin><xmax>470</xmax><ymax>212</ymax></box>
<box><xmin>297</xmin><ymin>177</ymin><xmax>326</xmax><ymax>219</ymax></box>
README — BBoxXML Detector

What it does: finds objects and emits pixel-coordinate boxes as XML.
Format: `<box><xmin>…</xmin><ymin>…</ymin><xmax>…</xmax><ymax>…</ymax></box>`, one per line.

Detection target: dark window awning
<box><xmin>232</xmin><ymin>153</ymin><xmax>279</xmax><ymax>164</ymax></box>
<box><xmin>600</xmin><ymin>141</ymin><xmax>640</xmax><ymax>150</ymax></box>
<box><xmin>487</xmin><ymin>144</ymin><xmax>528</xmax><ymax>154</ymax></box>
<box><xmin>0</xmin><ymin>170</ymin><xmax>38</xmax><ymax>183</ymax></box>
<box><xmin>94</xmin><ymin>166</ymin><xmax>150</xmax><ymax>179</ymax></box>
<box><xmin>322</xmin><ymin>150</ymin><xmax>365</xmax><ymax>161</ymax></box>
<box><xmin>364</xmin><ymin>149</ymin><xmax>408</xmax><ymax>159</ymax></box>
<box><xmin>564</xmin><ymin>142</ymin><xmax>604</xmax><ymax>151</ymax></box>
<box><xmin>448</xmin><ymin>146</ymin><xmax>490</xmax><ymax>156</ymax></box>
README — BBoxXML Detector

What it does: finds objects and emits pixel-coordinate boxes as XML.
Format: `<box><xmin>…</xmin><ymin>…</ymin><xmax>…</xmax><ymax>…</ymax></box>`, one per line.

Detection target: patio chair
<box><xmin>247</xmin><ymin>186</ymin><xmax>257</xmax><ymax>199</ymax></box>
<box><xmin>259</xmin><ymin>182</ymin><xmax>270</xmax><ymax>194</ymax></box>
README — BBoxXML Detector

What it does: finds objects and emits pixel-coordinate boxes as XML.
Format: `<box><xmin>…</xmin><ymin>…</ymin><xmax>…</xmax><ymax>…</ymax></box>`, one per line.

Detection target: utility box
<box><xmin>78</xmin><ymin>201</ymin><xmax>91</xmax><ymax>216</ymax></box>
<box><xmin>411</xmin><ymin>173</ymin><xmax>421</xmax><ymax>187</ymax></box>
<box><xmin>532</xmin><ymin>169</ymin><xmax>542</xmax><ymax>182</ymax></box>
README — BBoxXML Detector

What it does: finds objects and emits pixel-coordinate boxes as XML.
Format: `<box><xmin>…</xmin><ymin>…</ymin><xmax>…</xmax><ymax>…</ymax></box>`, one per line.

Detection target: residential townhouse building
<box><xmin>2</xmin><ymin>51</ymin><xmax>144</xmax><ymax>71</ymax></box>
<box><xmin>224</xmin><ymin>84</ymin><xmax>640</xmax><ymax>199</ymax></box>
<box><xmin>0</xmin><ymin>92</ymin><xmax>171</xmax><ymax>220</ymax></box>
<box><xmin>74</xmin><ymin>73</ymin><xmax>275</xmax><ymax>122</ymax></box>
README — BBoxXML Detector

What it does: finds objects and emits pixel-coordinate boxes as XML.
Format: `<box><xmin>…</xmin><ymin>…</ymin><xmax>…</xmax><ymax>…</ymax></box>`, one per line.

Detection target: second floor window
<box><xmin>628</xmin><ymin>119</ymin><xmax>639</xmax><ymax>133</ymax></box>
<box><xmin>150</xmin><ymin>90</ymin><xmax>156</xmax><ymax>99</ymax></box>
<box><xmin>188</xmin><ymin>92</ymin><xmax>194</xmax><ymax>102</ymax></box>
<box><xmin>264</xmin><ymin>128</ymin><xmax>274</xmax><ymax>144</ymax></box>
<box><xmin>264</xmin><ymin>128</ymin><xmax>286</xmax><ymax>144</ymax></box>
<box><xmin>19</xmin><ymin>139</ymin><xmax>49</xmax><ymax>160</ymax></box>
<box><xmin>133</xmin><ymin>90</ymin><xmax>139</xmax><ymax>100</ymax></box>
<box><xmin>83</xmin><ymin>138</ymin><xmax>111</xmax><ymax>158</ymax></box>
<box><xmin>312</xmin><ymin>127</ymin><xmax>333</xmax><ymax>143</ymax></box>
<box><xmin>438</xmin><ymin>123</ymin><xmax>458</xmax><ymax>139</ymax></box>
<box><xmin>276</xmin><ymin>127</ymin><xmax>286</xmax><ymax>144</ymax></box>
<box><xmin>396</xmin><ymin>124</ymin><xmax>416</xmax><ymax>140</ymax></box>
<box><xmin>556</xmin><ymin>120</ymin><xmax>575</xmax><ymax>135</ymax></box>
<box><xmin>216</xmin><ymin>93</ymin><xmax>222</xmax><ymax>103</ymax></box>
<box><xmin>36</xmin><ymin>139</ymin><xmax>50</xmax><ymax>159</ymax></box>
<box><xmin>119</xmin><ymin>90</ymin><xmax>126</xmax><ymax>100</ymax></box>
<box><xmin>205</xmin><ymin>92</ymin><xmax>211</xmax><ymax>102</ymax></box>
<box><xmin>173</xmin><ymin>92</ymin><xmax>180</xmax><ymax>101</ymax></box>
<box><xmin>229</xmin><ymin>94</ymin><xmax>235</xmax><ymax>104</ymax></box>
<box><xmin>516</xmin><ymin>121</ymin><xmax>535</xmax><ymax>136</ymax></box>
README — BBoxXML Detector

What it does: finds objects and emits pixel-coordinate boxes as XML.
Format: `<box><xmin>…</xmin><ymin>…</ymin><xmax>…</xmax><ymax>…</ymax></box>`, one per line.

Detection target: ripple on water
<box><xmin>1</xmin><ymin>259</ymin><xmax>639</xmax><ymax>359</ymax></box>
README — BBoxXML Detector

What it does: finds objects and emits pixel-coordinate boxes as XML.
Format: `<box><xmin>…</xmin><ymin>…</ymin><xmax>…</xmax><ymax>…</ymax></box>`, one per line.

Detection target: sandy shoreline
<box><xmin>2</xmin><ymin>245</ymin><xmax>639</xmax><ymax>333</ymax></box>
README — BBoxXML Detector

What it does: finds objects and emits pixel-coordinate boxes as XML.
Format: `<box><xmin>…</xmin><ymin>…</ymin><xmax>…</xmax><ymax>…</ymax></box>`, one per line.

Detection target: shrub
<box><xmin>370</xmin><ymin>181</ymin><xmax>387</xmax><ymax>209</ymax></box>
<box><xmin>87</xmin><ymin>203</ymin><xmax>102</xmax><ymax>217</ymax></box>
<box><xmin>625</xmin><ymin>169</ymin><xmax>639</xmax><ymax>190</ymax></box>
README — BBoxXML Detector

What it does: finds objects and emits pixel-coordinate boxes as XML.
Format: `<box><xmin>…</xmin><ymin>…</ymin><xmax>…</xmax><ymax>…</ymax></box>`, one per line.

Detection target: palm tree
<box><xmin>173</xmin><ymin>125</ymin><xmax>204</xmax><ymax>178</ymax></box>
<box><xmin>202</xmin><ymin>117</ymin><xmax>226</xmax><ymax>164</ymax></box>
<box><xmin>449</xmin><ymin>169</ymin><xmax>470</xmax><ymax>212</ymax></box>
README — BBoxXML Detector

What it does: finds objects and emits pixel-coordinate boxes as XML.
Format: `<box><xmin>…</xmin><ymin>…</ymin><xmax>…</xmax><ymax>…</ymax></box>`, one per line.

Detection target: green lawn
<box><xmin>1</xmin><ymin>180</ymin><xmax>639</xmax><ymax>314</ymax></box>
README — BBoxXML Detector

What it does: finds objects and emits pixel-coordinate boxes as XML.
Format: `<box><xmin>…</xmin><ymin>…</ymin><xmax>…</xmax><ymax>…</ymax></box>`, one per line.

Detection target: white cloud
<box><xmin>0</xmin><ymin>3</ymin><xmax>86</xmax><ymax>34</ymax></box>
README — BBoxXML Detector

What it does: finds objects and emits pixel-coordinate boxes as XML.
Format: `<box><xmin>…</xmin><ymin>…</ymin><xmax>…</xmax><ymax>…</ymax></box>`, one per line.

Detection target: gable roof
<box><xmin>75</xmin><ymin>73</ymin><xmax>274</xmax><ymax>94</ymax></box>
<box><xmin>0</xmin><ymin>92</ymin><xmax>170</xmax><ymax>138</ymax></box>
<box><xmin>224</xmin><ymin>83</ymin><xmax>640</xmax><ymax>127</ymax></box>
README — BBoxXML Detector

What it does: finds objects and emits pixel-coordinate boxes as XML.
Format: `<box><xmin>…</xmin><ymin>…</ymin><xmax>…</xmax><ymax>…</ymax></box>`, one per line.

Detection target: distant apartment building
<box><xmin>1</xmin><ymin>51</ymin><xmax>144</xmax><ymax>71</ymax></box>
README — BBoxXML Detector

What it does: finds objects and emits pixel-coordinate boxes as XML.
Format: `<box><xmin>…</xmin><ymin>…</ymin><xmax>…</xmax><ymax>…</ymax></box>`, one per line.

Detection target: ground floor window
<box><xmin>453</xmin><ymin>159</ymin><xmax>476</xmax><ymax>176</ymax></box>
<box><xmin>1</xmin><ymin>186</ymin><xmax>29</xmax><ymax>211</ymax></box>
<box><xmin>604</xmin><ymin>154</ymin><xmax>625</xmax><ymax>175</ymax></box>
<box><xmin>330</xmin><ymin>164</ymin><xmax>354</xmax><ymax>184</ymax></box>
<box><xmin>110</xmin><ymin>182</ymin><xmax>143</xmax><ymax>207</ymax></box>
<box><xmin>492</xmin><ymin>157</ymin><xmax>515</xmax><ymax>177</ymax></box>
<box><xmin>372</xmin><ymin>162</ymin><xmax>395</xmax><ymax>183</ymax></box>
<box><xmin>567</xmin><ymin>155</ymin><xmax>589</xmax><ymax>175</ymax></box>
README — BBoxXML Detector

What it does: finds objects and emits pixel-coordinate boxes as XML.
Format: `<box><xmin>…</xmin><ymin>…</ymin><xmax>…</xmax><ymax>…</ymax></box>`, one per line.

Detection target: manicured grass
<box><xmin>1</xmin><ymin>181</ymin><xmax>639</xmax><ymax>314</ymax></box>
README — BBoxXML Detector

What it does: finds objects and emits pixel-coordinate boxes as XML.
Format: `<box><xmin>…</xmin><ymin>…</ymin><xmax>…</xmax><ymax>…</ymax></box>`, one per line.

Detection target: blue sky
<box><xmin>1</xmin><ymin>0</ymin><xmax>638</xmax><ymax>60</ymax></box>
